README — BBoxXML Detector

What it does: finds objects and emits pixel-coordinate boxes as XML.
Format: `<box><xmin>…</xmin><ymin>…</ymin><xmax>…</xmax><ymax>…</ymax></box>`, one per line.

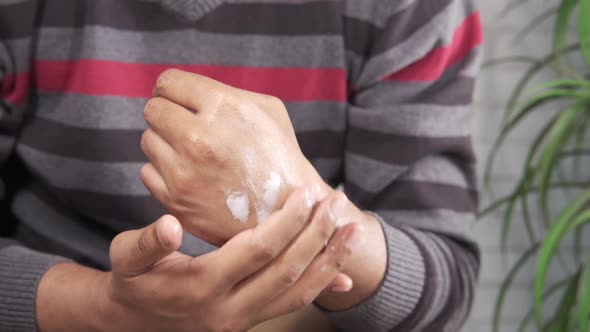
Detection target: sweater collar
<box><xmin>144</xmin><ymin>0</ymin><xmax>225</xmax><ymax>21</ymax></box>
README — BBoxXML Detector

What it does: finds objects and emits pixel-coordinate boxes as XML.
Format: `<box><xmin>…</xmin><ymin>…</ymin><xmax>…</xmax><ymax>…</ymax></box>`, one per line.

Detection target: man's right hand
<box><xmin>36</xmin><ymin>186</ymin><xmax>363</xmax><ymax>332</ymax></box>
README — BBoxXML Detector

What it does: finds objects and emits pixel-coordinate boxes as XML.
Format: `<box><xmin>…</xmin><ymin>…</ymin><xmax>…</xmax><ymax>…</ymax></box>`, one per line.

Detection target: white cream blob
<box><xmin>256</xmin><ymin>172</ymin><xmax>282</xmax><ymax>223</ymax></box>
<box><xmin>226</xmin><ymin>192</ymin><xmax>250</xmax><ymax>223</ymax></box>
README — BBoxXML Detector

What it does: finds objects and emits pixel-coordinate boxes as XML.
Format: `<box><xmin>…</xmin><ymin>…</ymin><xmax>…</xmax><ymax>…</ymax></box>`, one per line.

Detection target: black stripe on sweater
<box><xmin>19</xmin><ymin>117</ymin><xmax>345</xmax><ymax>162</ymax></box>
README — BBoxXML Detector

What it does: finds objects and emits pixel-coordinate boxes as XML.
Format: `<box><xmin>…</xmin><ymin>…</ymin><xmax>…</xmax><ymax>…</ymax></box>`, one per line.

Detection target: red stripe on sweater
<box><xmin>1</xmin><ymin>72</ymin><xmax>30</xmax><ymax>106</ymax></box>
<box><xmin>385</xmin><ymin>12</ymin><xmax>483</xmax><ymax>82</ymax></box>
<box><xmin>33</xmin><ymin>60</ymin><xmax>347</xmax><ymax>102</ymax></box>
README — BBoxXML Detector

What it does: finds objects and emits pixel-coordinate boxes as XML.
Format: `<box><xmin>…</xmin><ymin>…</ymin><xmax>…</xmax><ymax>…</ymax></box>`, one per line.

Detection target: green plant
<box><xmin>480</xmin><ymin>0</ymin><xmax>590</xmax><ymax>331</ymax></box>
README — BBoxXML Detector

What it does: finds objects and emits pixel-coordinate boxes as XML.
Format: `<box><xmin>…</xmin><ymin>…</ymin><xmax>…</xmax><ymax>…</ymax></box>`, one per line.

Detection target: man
<box><xmin>0</xmin><ymin>0</ymin><xmax>483</xmax><ymax>331</ymax></box>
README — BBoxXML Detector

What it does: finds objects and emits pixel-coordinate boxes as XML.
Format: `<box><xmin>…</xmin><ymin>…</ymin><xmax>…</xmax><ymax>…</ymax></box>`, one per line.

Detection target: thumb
<box><xmin>110</xmin><ymin>215</ymin><xmax>183</xmax><ymax>276</ymax></box>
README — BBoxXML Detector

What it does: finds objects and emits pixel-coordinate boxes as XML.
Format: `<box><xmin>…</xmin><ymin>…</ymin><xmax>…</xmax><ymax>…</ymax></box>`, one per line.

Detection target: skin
<box><xmin>38</xmin><ymin>188</ymin><xmax>363</xmax><ymax>332</ymax></box>
<box><xmin>140</xmin><ymin>69</ymin><xmax>387</xmax><ymax>312</ymax></box>
<box><xmin>35</xmin><ymin>69</ymin><xmax>387</xmax><ymax>331</ymax></box>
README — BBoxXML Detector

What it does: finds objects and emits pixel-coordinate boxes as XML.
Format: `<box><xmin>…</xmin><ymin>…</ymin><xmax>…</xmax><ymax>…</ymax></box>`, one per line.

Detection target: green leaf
<box><xmin>520</xmin><ymin>186</ymin><xmax>537</xmax><ymax>244</ymax></box>
<box><xmin>483</xmin><ymin>56</ymin><xmax>538</xmax><ymax>69</ymax></box>
<box><xmin>499</xmin><ymin>113</ymin><xmax>560</xmax><ymax>250</ymax></box>
<box><xmin>479</xmin><ymin>181</ymin><xmax>590</xmax><ymax>218</ymax></box>
<box><xmin>499</xmin><ymin>0</ymin><xmax>531</xmax><ymax>16</ymax></box>
<box><xmin>493</xmin><ymin>243</ymin><xmax>541</xmax><ymax>332</ymax></box>
<box><xmin>578</xmin><ymin>263</ymin><xmax>590</xmax><ymax>332</ymax></box>
<box><xmin>573</xmin><ymin>115</ymin><xmax>590</xmax><ymax>179</ymax></box>
<box><xmin>530</xmin><ymin>79</ymin><xmax>590</xmax><ymax>92</ymax></box>
<box><xmin>537</xmin><ymin>105</ymin><xmax>587</xmax><ymax>227</ymax></box>
<box><xmin>517</xmin><ymin>277</ymin><xmax>573</xmax><ymax>332</ymax></box>
<box><xmin>552</xmin><ymin>270</ymin><xmax>581</xmax><ymax>332</ymax></box>
<box><xmin>554</xmin><ymin>0</ymin><xmax>578</xmax><ymax>54</ymax></box>
<box><xmin>516</xmin><ymin>6</ymin><xmax>559</xmax><ymax>41</ymax></box>
<box><xmin>579</xmin><ymin>0</ymin><xmax>590</xmax><ymax>67</ymax></box>
<box><xmin>535</xmin><ymin>192</ymin><xmax>590</xmax><ymax>328</ymax></box>
<box><xmin>483</xmin><ymin>46</ymin><xmax>582</xmax><ymax>194</ymax></box>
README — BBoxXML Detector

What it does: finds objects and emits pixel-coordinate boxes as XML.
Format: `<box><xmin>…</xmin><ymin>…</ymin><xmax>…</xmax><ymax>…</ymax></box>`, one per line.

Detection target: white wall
<box><xmin>464</xmin><ymin>1</ymin><xmax>589</xmax><ymax>331</ymax></box>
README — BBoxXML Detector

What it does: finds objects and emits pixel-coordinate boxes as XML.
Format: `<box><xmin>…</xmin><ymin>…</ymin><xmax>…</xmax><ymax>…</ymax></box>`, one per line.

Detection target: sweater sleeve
<box><xmin>1</xmin><ymin>2</ymin><xmax>70</xmax><ymax>331</ymax></box>
<box><xmin>324</xmin><ymin>1</ymin><xmax>483</xmax><ymax>331</ymax></box>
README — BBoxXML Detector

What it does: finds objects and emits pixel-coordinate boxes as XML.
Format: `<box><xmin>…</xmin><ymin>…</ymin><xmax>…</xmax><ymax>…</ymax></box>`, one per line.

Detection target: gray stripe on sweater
<box><xmin>398</xmin><ymin>155</ymin><xmax>477</xmax><ymax>189</ymax></box>
<box><xmin>353</xmin><ymin>49</ymin><xmax>482</xmax><ymax>106</ymax></box>
<box><xmin>346</xmin><ymin>153</ymin><xmax>475</xmax><ymax>194</ymax></box>
<box><xmin>11</xmin><ymin>189</ymin><xmax>111</xmax><ymax>267</ymax></box>
<box><xmin>358</xmin><ymin>1</ymin><xmax>474</xmax><ymax>87</ymax></box>
<box><xmin>17</xmin><ymin>144</ymin><xmax>148</xmax><ymax>195</ymax></box>
<box><xmin>345</xmin><ymin>152</ymin><xmax>407</xmax><ymax>194</ymax></box>
<box><xmin>1</xmin><ymin>37</ymin><xmax>30</xmax><ymax>72</ymax></box>
<box><xmin>0</xmin><ymin>0</ymin><xmax>30</xmax><ymax>4</ymax></box>
<box><xmin>35</xmin><ymin>92</ymin><xmax>347</xmax><ymax>132</ymax></box>
<box><xmin>376</xmin><ymin>209</ymin><xmax>474</xmax><ymax>238</ymax></box>
<box><xmin>18</xmin><ymin>146</ymin><xmax>344</xmax><ymax>197</ymax></box>
<box><xmin>36</xmin><ymin>26</ymin><xmax>344</xmax><ymax>68</ymax></box>
<box><xmin>344</xmin><ymin>0</ymin><xmax>416</xmax><ymax>28</ymax></box>
<box><xmin>349</xmin><ymin>104</ymin><xmax>473</xmax><ymax>137</ymax></box>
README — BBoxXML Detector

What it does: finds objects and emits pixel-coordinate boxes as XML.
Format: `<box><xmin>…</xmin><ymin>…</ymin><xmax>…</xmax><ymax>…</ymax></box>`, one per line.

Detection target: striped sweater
<box><xmin>0</xmin><ymin>1</ymin><xmax>483</xmax><ymax>331</ymax></box>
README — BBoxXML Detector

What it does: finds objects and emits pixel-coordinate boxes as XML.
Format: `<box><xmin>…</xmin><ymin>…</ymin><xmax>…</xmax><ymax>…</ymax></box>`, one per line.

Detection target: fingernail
<box><xmin>329</xmin><ymin>194</ymin><xmax>348</xmax><ymax>225</ymax></box>
<box><xmin>344</xmin><ymin>224</ymin><xmax>365</xmax><ymax>251</ymax></box>
<box><xmin>155</xmin><ymin>221</ymin><xmax>169</xmax><ymax>248</ymax></box>
<box><xmin>331</xmin><ymin>284</ymin><xmax>352</xmax><ymax>293</ymax></box>
<box><xmin>156</xmin><ymin>216</ymin><xmax>179</xmax><ymax>249</ymax></box>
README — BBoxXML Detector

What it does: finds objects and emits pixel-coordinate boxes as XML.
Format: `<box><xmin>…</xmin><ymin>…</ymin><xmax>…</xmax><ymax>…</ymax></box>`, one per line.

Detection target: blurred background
<box><xmin>465</xmin><ymin>1</ymin><xmax>590</xmax><ymax>331</ymax></box>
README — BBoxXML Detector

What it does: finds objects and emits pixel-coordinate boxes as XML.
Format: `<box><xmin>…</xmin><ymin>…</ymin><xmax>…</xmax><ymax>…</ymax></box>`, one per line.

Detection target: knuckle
<box><xmin>155</xmin><ymin>68</ymin><xmax>179</xmax><ymax>94</ymax></box>
<box><xmin>278</xmin><ymin>265</ymin><xmax>302</xmax><ymax>288</ymax></box>
<box><xmin>326</xmin><ymin>249</ymin><xmax>346</xmax><ymax>271</ymax></box>
<box><xmin>170</xmin><ymin>169</ymin><xmax>193</xmax><ymax>195</ymax></box>
<box><xmin>143</xmin><ymin>97</ymin><xmax>162</xmax><ymax>120</ymax></box>
<box><xmin>292</xmin><ymin>202</ymin><xmax>310</xmax><ymax>226</ymax></box>
<box><xmin>139</xmin><ymin>164</ymin><xmax>150</xmax><ymax>182</ymax></box>
<box><xmin>294</xmin><ymin>291</ymin><xmax>316</xmax><ymax>309</ymax></box>
<box><xmin>263</xmin><ymin>94</ymin><xmax>285</xmax><ymax>109</ymax></box>
<box><xmin>140</xmin><ymin>130</ymin><xmax>151</xmax><ymax>155</ymax></box>
<box><xmin>109</xmin><ymin>233</ymin><xmax>126</xmax><ymax>264</ymax></box>
<box><xmin>192</xmin><ymin>139</ymin><xmax>226</xmax><ymax>165</ymax></box>
<box><xmin>248</xmin><ymin>235</ymin><xmax>276</xmax><ymax>263</ymax></box>
<box><xmin>334</xmin><ymin>256</ymin><xmax>346</xmax><ymax>271</ymax></box>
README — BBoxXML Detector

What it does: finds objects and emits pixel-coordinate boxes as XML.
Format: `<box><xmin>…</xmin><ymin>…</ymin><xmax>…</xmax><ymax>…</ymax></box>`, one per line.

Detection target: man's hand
<box><xmin>37</xmin><ymin>187</ymin><xmax>363</xmax><ymax>332</ymax></box>
<box><xmin>140</xmin><ymin>69</ymin><xmax>322</xmax><ymax>245</ymax></box>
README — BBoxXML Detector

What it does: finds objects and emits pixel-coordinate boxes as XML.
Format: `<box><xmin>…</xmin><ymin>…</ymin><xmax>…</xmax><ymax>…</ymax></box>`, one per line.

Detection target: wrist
<box><xmin>37</xmin><ymin>263</ymin><xmax>115</xmax><ymax>332</ymax></box>
<box><xmin>315</xmin><ymin>212</ymin><xmax>387</xmax><ymax>311</ymax></box>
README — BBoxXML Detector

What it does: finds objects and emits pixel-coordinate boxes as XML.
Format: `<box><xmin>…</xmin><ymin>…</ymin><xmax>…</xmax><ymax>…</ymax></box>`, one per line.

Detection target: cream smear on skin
<box><xmin>226</xmin><ymin>192</ymin><xmax>250</xmax><ymax>223</ymax></box>
<box><xmin>224</xmin><ymin>102</ymin><xmax>289</xmax><ymax>224</ymax></box>
<box><xmin>256</xmin><ymin>171</ymin><xmax>282</xmax><ymax>223</ymax></box>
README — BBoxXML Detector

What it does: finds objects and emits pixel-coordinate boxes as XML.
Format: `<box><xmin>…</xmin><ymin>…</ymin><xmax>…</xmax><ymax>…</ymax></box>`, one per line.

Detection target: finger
<box><xmin>153</xmin><ymin>68</ymin><xmax>230</xmax><ymax>114</ymax></box>
<box><xmin>258</xmin><ymin>223</ymin><xmax>364</xmax><ymax>321</ymax></box>
<box><xmin>143</xmin><ymin>96</ymin><xmax>198</xmax><ymax>149</ymax></box>
<box><xmin>140</xmin><ymin>163</ymin><xmax>170</xmax><ymax>205</ymax></box>
<box><xmin>326</xmin><ymin>273</ymin><xmax>353</xmax><ymax>293</ymax></box>
<box><xmin>231</xmin><ymin>192</ymin><xmax>345</xmax><ymax>306</ymax></box>
<box><xmin>109</xmin><ymin>215</ymin><xmax>183</xmax><ymax>277</ymax></box>
<box><xmin>212</xmin><ymin>185</ymin><xmax>325</xmax><ymax>289</ymax></box>
<box><xmin>140</xmin><ymin>128</ymin><xmax>177</xmax><ymax>173</ymax></box>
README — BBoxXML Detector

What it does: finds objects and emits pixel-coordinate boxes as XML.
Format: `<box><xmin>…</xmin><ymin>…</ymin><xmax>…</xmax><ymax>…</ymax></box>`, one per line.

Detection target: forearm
<box><xmin>36</xmin><ymin>263</ymin><xmax>114</xmax><ymax>332</ymax></box>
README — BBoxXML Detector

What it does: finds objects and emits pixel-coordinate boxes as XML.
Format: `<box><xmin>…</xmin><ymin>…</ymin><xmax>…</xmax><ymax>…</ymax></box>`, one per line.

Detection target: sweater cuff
<box><xmin>0</xmin><ymin>245</ymin><xmax>70</xmax><ymax>332</ymax></box>
<box><xmin>321</xmin><ymin>215</ymin><xmax>425</xmax><ymax>332</ymax></box>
